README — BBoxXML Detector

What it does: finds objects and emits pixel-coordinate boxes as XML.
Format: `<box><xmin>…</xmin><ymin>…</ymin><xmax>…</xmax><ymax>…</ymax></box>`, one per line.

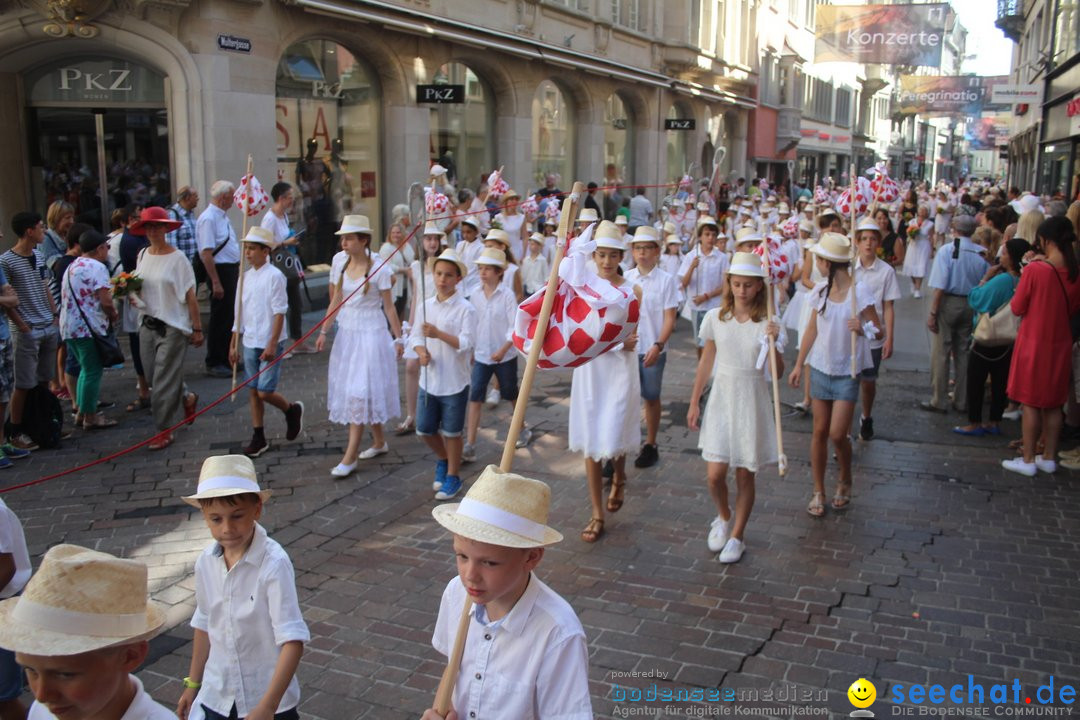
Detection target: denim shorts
<box><xmin>243</xmin><ymin>343</ymin><xmax>284</xmax><ymax>393</ymax></box>
<box><xmin>14</xmin><ymin>325</ymin><xmax>58</xmax><ymax>389</ymax></box>
<box><xmin>0</xmin><ymin>647</ymin><xmax>22</xmax><ymax>701</ymax></box>
<box><xmin>638</xmin><ymin>351</ymin><xmax>667</xmax><ymax>401</ymax></box>
<box><xmin>810</xmin><ymin>367</ymin><xmax>860</xmax><ymax>403</ymax></box>
<box><xmin>0</xmin><ymin>339</ymin><xmax>13</xmax><ymax>404</ymax></box>
<box><xmin>469</xmin><ymin>358</ymin><xmax>519</xmax><ymax>403</ymax></box>
<box><xmin>860</xmin><ymin>347</ymin><xmax>883</xmax><ymax>381</ymax></box>
<box><xmin>417</xmin><ymin>386</ymin><xmax>469</xmax><ymax>437</ymax></box>
<box><xmin>63</xmin><ymin>340</ymin><xmax>82</xmax><ymax>376</ymax></box>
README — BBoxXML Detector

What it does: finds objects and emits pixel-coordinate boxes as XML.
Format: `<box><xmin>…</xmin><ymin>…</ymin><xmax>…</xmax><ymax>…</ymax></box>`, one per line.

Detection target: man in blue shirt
<box><xmin>922</xmin><ymin>214</ymin><xmax>989</xmax><ymax>413</ymax></box>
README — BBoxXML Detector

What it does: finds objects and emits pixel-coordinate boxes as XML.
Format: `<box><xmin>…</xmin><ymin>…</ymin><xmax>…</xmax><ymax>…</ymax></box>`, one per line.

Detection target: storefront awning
<box><xmin>289</xmin><ymin>0</ymin><xmax>756</xmax><ymax>110</ymax></box>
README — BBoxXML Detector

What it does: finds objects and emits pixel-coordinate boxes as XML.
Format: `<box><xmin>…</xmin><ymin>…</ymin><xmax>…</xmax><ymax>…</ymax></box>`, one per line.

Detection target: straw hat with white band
<box><xmin>614</xmin><ymin>215</ymin><xmax>629</xmax><ymax>227</ymax></box>
<box><xmin>0</xmin><ymin>544</ymin><xmax>166</xmax><ymax>655</ymax></box>
<box><xmin>183</xmin><ymin>455</ymin><xmax>272</xmax><ymax>507</ymax></box>
<box><xmin>855</xmin><ymin>217</ymin><xmax>881</xmax><ymax>235</ymax></box>
<box><xmin>503</xmin><ymin>188</ymin><xmax>521</xmax><ymax>200</ymax></box>
<box><xmin>431</xmin><ymin>247</ymin><xmax>469</xmax><ymax>277</ymax></box>
<box><xmin>665</xmin><ymin>234</ymin><xmax>684</xmax><ymax>247</ymax></box>
<box><xmin>696</xmin><ymin>216</ymin><xmax>720</xmax><ymax>234</ymax></box>
<box><xmin>475</xmin><ymin>247</ymin><xmax>507</xmax><ymax>269</ymax></box>
<box><xmin>817</xmin><ymin>207</ymin><xmax>839</xmax><ymax>221</ymax></box>
<box><xmin>461</xmin><ymin>216</ymin><xmax>480</xmax><ymax>230</ymax></box>
<box><xmin>577</xmin><ymin>208</ymin><xmax>599</xmax><ymax>224</ymax></box>
<box><xmin>810</xmin><ymin>232</ymin><xmax>852</xmax><ymax>263</ymax></box>
<box><xmin>336</xmin><ymin>215</ymin><xmax>373</xmax><ymax>235</ymax></box>
<box><xmin>484</xmin><ymin>228</ymin><xmax>511</xmax><ymax>249</ymax></box>
<box><xmin>593</xmin><ymin>220</ymin><xmax>627</xmax><ymax>251</ymax></box>
<box><xmin>528</xmin><ymin>231</ymin><xmax>546</xmax><ymax>246</ymax></box>
<box><xmin>423</xmin><ymin>222</ymin><xmax>446</xmax><ymax>238</ymax></box>
<box><xmin>243</xmin><ymin>226</ymin><xmax>277</xmax><ymax>249</ymax></box>
<box><xmin>432</xmin><ymin>465</ymin><xmax>563</xmax><ymax>548</ymax></box>
<box><xmin>631</xmin><ymin>226</ymin><xmax>660</xmax><ymax>246</ymax></box>
<box><xmin>798</xmin><ymin>219</ymin><xmax>814</xmax><ymax>234</ymax></box>
<box><xmin>728</xmin><ymin>252</ymin><xmax>767</xmax><ymax>278</ymax></box>
<box><xmin>734</xmin><ymin>226</ymin><xmax>763</xmax><ymax>247</ymax></box>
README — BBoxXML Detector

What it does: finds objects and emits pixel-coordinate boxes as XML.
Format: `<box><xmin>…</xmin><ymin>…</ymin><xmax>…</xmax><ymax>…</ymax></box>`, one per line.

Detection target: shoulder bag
<box><xmin>67</xmin><ymin>264</ymin><xmax>124</xmax><ymax>366</ymax></box>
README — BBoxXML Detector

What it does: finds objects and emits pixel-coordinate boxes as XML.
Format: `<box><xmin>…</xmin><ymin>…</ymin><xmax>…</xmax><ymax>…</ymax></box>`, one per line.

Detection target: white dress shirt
<box><xmin>29</xmin><ymin>675</ymin><xmax>175</xmax><ymax>720</ymax></box>
<box><xmin>854</xmin><ymin>257</ymin><xmax>902</xmax><ymax>350</ymax></box>
<box><xmin>190</xmin><ymin>523</ymin><xmax>310</xmax><ymax>719</ymax></box>
<box><xmin>196</xmin><ymin>204</ymin><xmax>240</xmax><ymax>264</ymax></box>
<box><xmin>625</xmin><ymin>265</ymin><xmax>680</xmax><ymax>353</ymax></box>
<box><xmin>432</xmin><ymin>574</ymin><xmax>593</xmax><ymax>720</ymax></box>
<box><xmin>679</xmin><ymin>246</ymin><xmax>729</xmax><ymax>312</ymax></box>
<box><xmin>409</xmin><ymin>290</ymin><xmax>476</xmax><ymax>395</ymax></box>
<box><xmin>232</xmin><ymin>263</ymin><xmax>288</xmax><ymax>349</ymax></box>
<box><xmin>456</xmin><ymin>239</ymin><xmax>486</xmax><ymax>298</ymax></box>
<box><xmin>470</xmin><ymin>284</ymin><xmax>518</xmax><ymax>364</ymax></box>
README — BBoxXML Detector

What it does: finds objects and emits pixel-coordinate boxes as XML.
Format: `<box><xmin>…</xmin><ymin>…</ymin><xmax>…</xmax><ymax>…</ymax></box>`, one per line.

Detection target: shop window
<box><xmin>666</xmin><ymin>103</ymin><xmax>691</xmax><ymax>183</ymax></box>
<box><xmin>603</xmin><ymin>93</ymin><xmax>634</xmax><ymax>189</ymax></box>
<box><xmin>276</xmin><ymin>39</ymin><xmax>380</xmax><ymax>264</ymax></box>
<box><xmin>427</xmin><ymin>63</ymin><xmax>493</xmax><ymax>192</ymax></box>
<box><xmin>532</xmin><ymin>80</ymin><xmax>575</xmax><ymax>190</ymax></box>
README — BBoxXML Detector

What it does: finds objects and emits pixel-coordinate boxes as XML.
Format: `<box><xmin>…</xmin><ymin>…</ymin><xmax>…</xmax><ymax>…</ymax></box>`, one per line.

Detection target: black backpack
<box><xmin>20</xmin><ymin>385</ymin><xmax>63</xmax><ymax>449</ymax></box>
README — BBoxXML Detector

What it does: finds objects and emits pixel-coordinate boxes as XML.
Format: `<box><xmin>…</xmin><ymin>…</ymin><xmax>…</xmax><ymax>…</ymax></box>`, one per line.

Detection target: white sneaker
<box><xmin>1001</xmin><ymin>457</ymin><xmax>1036</xmax><ymax>477</ymax></box>
<box><xmin>462</xmin><ymin>443</ymin><xmax>477</xmax><ymax>463</ymax></box>
<box><xmin>1035</xmin><ymin>455</ymin><xmax>1057</xmax><ymax>474</ymax></box>
<box><xmin>358</xmin><ymin>444</ymin><xmax>389</xmax><ymax>460</ymax></box>
<box><xmin>1001</xmin><ymin>409</ymin><xmax>1022</xmax><ymax>421</ymax></box>
<box><xmin>485</xmin><ymin>387</ymin><xmax>500</xmax><ymax>407</ymax></box>
<box><xmin>515</xmin><ymin>427</ymin><xmax>533</xmax><ymax>449</ymax></box>
<box><xmin>707</xmin><ymin>515</ymin><xmax>731</xmax><ymax>553</ymax></box>
<box><xmin>719</xmin><ymin>538</ymin><xmax>745</xmax><ymax>564</ymax></box>
<box><xmin>330</xmin><ymin>462</ymin><xmax>356</xmax><ymax>478</ymax></box>
<box><xmin>913</xmin><ymin>289</ymin><xmax>922</xmax><ymax>299</ymax></box>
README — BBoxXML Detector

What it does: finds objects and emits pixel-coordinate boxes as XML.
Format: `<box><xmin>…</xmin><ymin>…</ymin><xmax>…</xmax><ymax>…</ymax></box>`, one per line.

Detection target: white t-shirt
<box><xmin>0</xmin><ymin>499</ymin><xmax>29</xmax><ymax>599</ymax></box>
<box><xmin>135</xmin><ymin>249</ymin><xmax>196</xmax><ymax>333</ymax></box>
<box><xmin>260</xmin><ymin>209</ymin><xmax>291</xmax><ymax>246</ymax></box>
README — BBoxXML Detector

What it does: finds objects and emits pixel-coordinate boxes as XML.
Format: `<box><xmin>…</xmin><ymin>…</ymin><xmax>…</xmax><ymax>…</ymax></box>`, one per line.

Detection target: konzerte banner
<box><xmin>897</xmin><ymin>75</ymin><xmax>1008</xmax><ymax>116</ymax></box>
<box><xmin>815</xmin><ymin>3</ymin><xmax>949</xmax><ymax>65</ymax></box>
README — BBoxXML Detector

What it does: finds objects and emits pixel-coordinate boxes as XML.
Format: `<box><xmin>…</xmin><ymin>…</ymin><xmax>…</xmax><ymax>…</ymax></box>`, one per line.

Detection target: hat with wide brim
<box><xmin>665</xmin><ymin>234</ymin><xmax>684</xmax><ymax>246</ymax></box>
<box><xmin>577</xmin><ymin>208</ymin><xmax>600</xmax><ymax>224</ymax></box>
<box><xmin>432</xmin><ymin>465</ymin><xmax>563</xmax><ymax>548</ymax></box>
<box><xmin>855</xmin><ymin>217</ymin><xmax>882</xmax><ymax>234</ymax></box>
<box><xmin>484</xmin><ymin>228</ymin><xmax>510</xmax><ymax>249</ymax></box>
<box><xmin>129</xmin><ymin>206</ymin><xmax>182</xmax><ymax>235</ymax></box>
<box><xmin>735</xmin><ymin>226</ymin><xmax>763</xmax><ymax>246</ymax></box>
<box><xmin>242</xmin><ymin>226</ymin><xmax>276</xmax><ymax>248</ymax></box>
<box><xmin>810</xmin><ymin>232</ymin><xmax>852</xmax><ymax>263</ymax></box>
<box><xmin>0</xmin><ymin>544</ymin><xmax>166</xmax><ymax>656</ymax></box>
<box><xmin>182</xmin><ymin>455</ymin><xmax>272</xmax><ymax>507</ymax></box>
<box><xmin>630</xmin><ymin>226</ymin><xmax>660</xmax><ymax>246</ymax></box>
<box><xmin>475</xmin><ymin>247</ymin><xmax>507</xmax><ymax>268</ymax></box>
<box><xmin>423</xmin><ymin>222</ymin><xmax>446</xmax><ymax>238</ymax></box>
<box><xmin>696</xmin><ymin>216</ymin><xmax>720</xmax><ymax>234</ymax></box>
<box><xmin>431</xmin><ymin>247</ymin><xmax>469</xmax><ymax>278</ymax></box>
<box><xmin>728</xmin><ymin>251</ymin><xmax>767</xmax><ymax>278</ymax></box>
<box><xmin>614</xmin><ymin>216</ymin><xmax>629</xmax><ymax>227</ymax></box>
<box><xmin>336</xmin><ymin>215</ymin><xmax>373</xmax><ymax>235</ymax></box>
<box><xmin>594</xmin><ymin>220</ymin><xmax>627</xmax><ymax>251</ymax></box>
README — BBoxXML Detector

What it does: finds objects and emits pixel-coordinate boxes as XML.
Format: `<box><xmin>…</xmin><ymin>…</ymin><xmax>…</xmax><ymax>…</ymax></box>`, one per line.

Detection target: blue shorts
<box><xmin>0</xmin><ymin>647</ymin><xmax>22</xmax><ymax>701</ymax></box>
<box><xmin>469</xmin><ymin>358</ymin><xmax>519</xmax><ymax>403</ymax></box>
<box><xmin>810</xmin><ymin>367</ymin><xmax>859</xmax><ymax>403</ymax></box>
<box><xmin>860</xmin><ymin>347</ymin><xmax>883</xmax><ymax>381</ymax></box>
<box><xmin>638</xmin><ymin>352</ymin><xmax>667</xmax><ymax>401</ymax></box>
<box><xmin>417</xmin><ymin>386</ymin><xmax>469</xmax><ymax>437</ymax></box>
<box><xmin>63</xmin><ymin>340</ymin><xmax>81</xmax><ymax>376</ymax></box>
<box><xmin>243</xmin><ymin>343</ymin><xmax>284</xmax><ymax>393</ymax></box>
<box><xmin>0</xmin><ymin>339</ymin><xmax>13</xmax><ymax>404</ymax></box>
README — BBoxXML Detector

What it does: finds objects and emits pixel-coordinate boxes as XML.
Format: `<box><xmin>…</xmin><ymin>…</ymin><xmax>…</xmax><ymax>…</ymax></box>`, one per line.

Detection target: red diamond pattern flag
<box><xmin>234</xmin><ymin>174</ymin><xmax>270</xmax><ymax>217</ymax></box>
<box><xmin>751</xmin><ymin>232</ymin><xmax>791</xmax><ymax>282</ymax></box>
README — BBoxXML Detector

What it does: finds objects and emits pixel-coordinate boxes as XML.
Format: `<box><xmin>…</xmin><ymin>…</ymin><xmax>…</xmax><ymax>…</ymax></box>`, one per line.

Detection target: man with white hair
<box><xmin>196</xmin><ymin>180</ymin><xmax>240</xmax><ymax>378</ymax></box>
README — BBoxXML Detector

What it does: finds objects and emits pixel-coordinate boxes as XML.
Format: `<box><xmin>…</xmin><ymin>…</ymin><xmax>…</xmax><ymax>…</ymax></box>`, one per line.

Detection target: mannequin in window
<box><xmin>296</xmin><ymin>138</ymin><xmax>333</xmax><ymax>263</ymax></box>
<box><xmin>328</xmin><ymin>138</ymin><xmax>353</xmax><ymax>223</ymax></box>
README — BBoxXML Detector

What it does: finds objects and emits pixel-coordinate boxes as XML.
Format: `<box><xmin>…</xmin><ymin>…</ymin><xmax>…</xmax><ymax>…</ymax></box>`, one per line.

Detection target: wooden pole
<box><xmin>230</xmin><ymin>154</ymin><xmax>254</xmax><ymax>398</ymax></box>
<box><xmin>765</xmin><ymin>273</ymin><xmax>787</xmax><ymax>476</ymax></box>
<box><xmin>433</xmin><ymin>182</ymin><xmax>586</xmax><ymax>718</ymax></box>
<box><xmin>849</xmin><ymin>164</ymin><xmax>858</xmax><ymax>379</ymax></box>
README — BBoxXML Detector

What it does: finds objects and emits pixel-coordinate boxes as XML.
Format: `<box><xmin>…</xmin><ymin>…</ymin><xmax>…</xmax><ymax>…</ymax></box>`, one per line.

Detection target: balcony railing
<box><xmin>996</xmin><ymin>0</ymin><xmax>1023</xmax><ymax>42</ymax></box>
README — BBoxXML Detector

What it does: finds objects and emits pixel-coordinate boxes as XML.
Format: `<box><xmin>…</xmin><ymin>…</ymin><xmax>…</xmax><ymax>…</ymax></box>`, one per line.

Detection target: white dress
<box><xmin>327</xmin><ymin>258</ymin><xmax>399</xmax><ymax>425</ymax></box>
<box><xmin>495</xmin><ymin>212</ymin><xmax>526</xmax><ymax>261</ymax></box>
<box><xmin>568</xmin><ymin>287</ymin><xmax>641</xmax><ymax>460</ymax></box>
<box><xmin>697</xmin><ymin>311</ymin><xmax>777</xmax><ymax>471</ymax></box>
<box><xmin>902</xmin><ymin>219</ymin><xmax>933</xmax><ymax>279</ymax></box>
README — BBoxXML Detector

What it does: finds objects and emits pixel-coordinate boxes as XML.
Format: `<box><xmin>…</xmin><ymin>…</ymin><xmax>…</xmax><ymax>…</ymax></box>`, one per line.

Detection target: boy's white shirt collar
<box><xmin>470</xmin><ymin>571</ymin><xmax>540</xmax><ymax>638</ymax></box>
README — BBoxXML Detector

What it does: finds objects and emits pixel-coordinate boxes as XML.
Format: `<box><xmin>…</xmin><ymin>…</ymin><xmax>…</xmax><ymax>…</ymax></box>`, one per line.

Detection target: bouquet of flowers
<box><xmin>110</xmin><ymin>272</ymin><xmax>142</xmax><ymax>298</ymax></box>
<box><xmin>906</xmin><ymin>223</ymin><xmax>919</xmax><ymax>244</ymax></box>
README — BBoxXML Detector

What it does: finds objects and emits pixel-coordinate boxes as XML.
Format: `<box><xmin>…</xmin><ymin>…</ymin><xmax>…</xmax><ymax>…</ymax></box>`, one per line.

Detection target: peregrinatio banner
<box><xmin>897</xmin><ymin>75</ymin><xmax>1009</xmax><ymax>116</ymax></box>
<box><xmin>815</xmin><ymin>3</ymin><xmax>949</xmax><ymax>65</ymax></box>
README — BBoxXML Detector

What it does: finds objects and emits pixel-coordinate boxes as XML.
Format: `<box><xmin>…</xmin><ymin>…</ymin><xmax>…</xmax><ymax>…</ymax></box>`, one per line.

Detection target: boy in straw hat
<box><xmin>421</xmin><ymin>466</ymin><xmax>592</xmax><ymax>720</ymax></box>
<box><xmin>408</xmin><ymin>248</ymin><xmax>477</xmax><ymax>501</ymax></box>
<box><xmin>230</xmin><ymin>227</ymin><xmax>304</xmax><ymax>458</ymax></box>
<box><xmin>178</xmin><ymin>455</ymin><xmax>309</xmax><ymax>720</ymax></box>
<box><xmin>0</xmin><ymin>543</ymin><xmax>174</xmax><ymax>719</ymax></box>
<box><xmin>679</xmin><ymin>216</ymin><xmax>729</xmax><ymax>358</ymax></box>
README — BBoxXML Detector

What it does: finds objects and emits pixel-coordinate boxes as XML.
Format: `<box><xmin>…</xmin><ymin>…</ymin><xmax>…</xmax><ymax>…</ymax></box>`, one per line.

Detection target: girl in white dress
<box><xmin>493</xmin><ymin>189</ymin><xmax>527</xmax><ymax>261</ymax></box>
<box><xmin>788</xmin><ymin>233</ymin><xmax>881</xmax><ymax>518</ymax></box>
<box><xmin>687</xmin><ymin>252</ymin><xmax>782</xmax><ymax>564</ymax></box>
<box><xmin>396</xmin><ymin>225</ymin><xmax>447</xmax><ymax>435</ymax></box>
<box><xmin>316</xmin><ymin>215</ymin><xmax>404</xmax><ymax>478</ymax></box>
<box><xmin>568</xmin><ymin>222</ymin><xmax>641</xmax><ymax>543</ymax></box>
<box><xmin>901</xmin><ymin>204</ymin><xmax>935</xmax><ymax>297</ymax></box>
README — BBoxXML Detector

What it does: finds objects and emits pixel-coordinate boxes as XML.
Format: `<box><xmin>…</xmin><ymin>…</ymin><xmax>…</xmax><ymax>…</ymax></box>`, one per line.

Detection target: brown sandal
<box><xmin>606</xmin><ymin>479</ymin><xmax>625</xmax><ymax>513</ymax></box>
<box><xmin>580</xmin><ymin>517</ymin><xmax>604</xmax><ymax>543</ymax></box>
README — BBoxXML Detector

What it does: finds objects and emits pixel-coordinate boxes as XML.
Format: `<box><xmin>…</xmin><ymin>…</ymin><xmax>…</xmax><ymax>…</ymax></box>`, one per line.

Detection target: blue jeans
<box><xmin>468</xmin><ymin>358</ymin><xmax>519</xmax><ymax>403</ymax></box>
<box><xmin>638</xmin><ymin>352</ymin><xmax>667</xmax><ymax>401</ymax></box>
<box><xmin>416</xmin><ymin>386</ymin><xmax>469</xmax><ymax>437</ymax></box>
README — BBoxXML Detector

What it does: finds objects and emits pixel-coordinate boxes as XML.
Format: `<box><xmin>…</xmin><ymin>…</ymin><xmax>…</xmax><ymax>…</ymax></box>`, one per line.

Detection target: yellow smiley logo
<box><xmin>848</xmin><ymin>678</ymin><xmax>877</xmax><ymax>708</ymax></box>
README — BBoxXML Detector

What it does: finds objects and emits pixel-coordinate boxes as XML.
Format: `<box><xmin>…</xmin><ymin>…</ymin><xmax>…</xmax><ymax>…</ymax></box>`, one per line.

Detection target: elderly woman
<box><xmin>1002</xmin><ymin>217</ymin><xmax>1080</xmax><ymax>476</ymax></box>
<box><xmin>902</xmin><ymin>204</ymin><xmax>934</xmax><ymax>298</ymax></box>
<box><xmin>59</xmin><ymin>231</ymin><xmax>118</xmax><ymax>429</ymax></box>
<box><xmin>131</xmin><ymin>207</ymin><xmax>202</xmax><ymax>450</ymax></box>
<box><xmin>41</xmin><ymin>201</ymin><xmax>74</xmax><ymax>271</ymax></box>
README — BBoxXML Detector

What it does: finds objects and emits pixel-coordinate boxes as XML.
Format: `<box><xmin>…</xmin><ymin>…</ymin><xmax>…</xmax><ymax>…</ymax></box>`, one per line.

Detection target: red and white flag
<box><xmin>234</xmin><ymin>174</ymin><xmax>270</xmax><ymax>217</ymax></box>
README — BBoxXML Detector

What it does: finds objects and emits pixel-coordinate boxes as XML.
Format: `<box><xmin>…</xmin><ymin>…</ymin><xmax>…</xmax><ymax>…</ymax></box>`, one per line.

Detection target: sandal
<box><xmin>580</xmin><ymin>517</ymin><xmax>604</xmax><ymax>543</ymax></box>
<box><xmin>395</xmin><ymin>416</ymin><xmax>415</xmax><ymax>436</ymax></box>
<box><xmin>831</xmin><ymin>484</ymin><xmax>852</xmax><ymax>510</ymax></box>
<box><xmin>126</xmin><ymin>396</ymin><xmax>151</xmax><ymax>412</ymax></box>
<box><xmin>147</xmin><ymin>433</ymin><xmax>174</xmax><ymax>451</ymax></box>
<box><xmin>807</xmin><ymin>492</ymin><xmax>826</xmax><ymax>518</ymax></box>
<box><xmin>606</xmin><ymin>479</ymin><xmax>625</xmax><ymax>513</ymax></box>
<box><xmin>82</xmin><ymin>414</ymin><xmax>118</xmax><ymax>430</ymax></box>
<box><xmin>183</xmin><ymin>392</ymin><xmax>199</xmax><ymax>426</ymax></box>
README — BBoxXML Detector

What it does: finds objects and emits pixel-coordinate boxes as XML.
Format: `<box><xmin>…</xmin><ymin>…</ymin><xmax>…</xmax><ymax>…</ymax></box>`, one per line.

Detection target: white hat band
<box><xmin>196</xmin><ymin>475</ymin><xmax>262</xmax><ymax>495</ymax></box>
<box><xmin>729</xmin><ymin>262</ymin><xmax>762</xmax><ymax>276</ymax></box>
<box><xmin>11</xmin><ymin>597</ymin><xmax>147</xmax><ymax>637</ymax></box>
<box><xmin>457</xmin><ymin>497</ymin><xmax>547</xmax><ymax>543</ymax></box>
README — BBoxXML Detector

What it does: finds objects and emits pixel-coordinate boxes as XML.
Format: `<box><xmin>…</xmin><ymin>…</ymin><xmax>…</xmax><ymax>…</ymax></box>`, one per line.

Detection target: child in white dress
<box><xmin>316</xmin><ymin>215</ymin><xmax>404</xmax><ymax>478</ymax></box>
<box><xmin>568</xmin><ymin>221</ymin><xmax>641</xmax><ymax>544</ymax></box>
<box><xmin>687</xmin><ymin>252</ymin><xmax>782</xmax><ymax>564</ymax></box>
<box><xmin>788</xmin><ymin>233</ymin><xmax>881</xmax><ymax>518</ymax></box>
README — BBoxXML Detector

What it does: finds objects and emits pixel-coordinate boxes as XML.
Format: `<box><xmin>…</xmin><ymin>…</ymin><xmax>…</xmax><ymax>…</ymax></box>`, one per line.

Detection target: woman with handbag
<box><xmin>59</xmin><ymin>231</ymin><xmax>119</xmax><ymax>429</ymax></box>
<box><xmin>1002</xmin><ymin>217</ymin><xmax>1080</xmax><ymax>476</ymax></box>
<box><xmin>954</xmin><ymin>237</ymin><xmax>1030</xmax><ymax>437</ymax></box>
<box><xmin>132</xmin><ymin>208</ymin><xmax>203</xmax><ymax>450</ymax></box>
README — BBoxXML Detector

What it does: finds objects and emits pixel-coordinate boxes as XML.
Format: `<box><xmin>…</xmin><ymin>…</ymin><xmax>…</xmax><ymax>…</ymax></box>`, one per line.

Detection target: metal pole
<box><xmin>95</xmin><ymin>112</ymin><xmax>108</xmax><ymax>233</ymax></box>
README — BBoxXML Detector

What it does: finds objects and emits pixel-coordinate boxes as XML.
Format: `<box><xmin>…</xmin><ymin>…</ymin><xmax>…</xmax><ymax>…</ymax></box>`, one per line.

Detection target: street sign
<box><xmin>217</xmin><ymin>34</ymin><xmax>252</xmax><ymax>53</ymax></box>
<box><xmin>417</xmin><ymin>84</ymin><xmax>465</xmax><ymax>103</ymax></box>
<box><xmin>665</xmin><ymin>118</ymin><xmax>695</xmax><ymax>130</ymax></box>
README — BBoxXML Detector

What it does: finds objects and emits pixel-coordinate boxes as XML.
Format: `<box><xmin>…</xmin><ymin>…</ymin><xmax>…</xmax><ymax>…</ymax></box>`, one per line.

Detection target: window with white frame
<box><xmin>611</xmin><ymin>0</ymin><xmax>643</xmax><ymax>30</ymax></box>
<box><xmin>835</xmin><ymin>87</ymin><xmax>851</xmax><ymax>128</ymax></box>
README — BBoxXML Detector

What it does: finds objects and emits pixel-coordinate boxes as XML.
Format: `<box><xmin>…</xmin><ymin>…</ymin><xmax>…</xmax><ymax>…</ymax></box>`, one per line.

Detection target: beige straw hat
<box><xmin>423</xmin><ymin>222</ymin><xmax>447</xmax><ymax>238</ymax></box>
<box><xmin>696</xmin><ymin>216</ymin><xmax>720</xmax><ymax>234</ymax></box>
<box><xmin>484</xmin><ymin>228</ymin><xmax>510</xmax><ymax>248</ymax></box>
<box><xmin>242</xmin><ymin>226</ymin><xmax>276</xmax><ymax>248</ymax></box>
<box><xmin>613</xmin><ymin>215</ymin><xmax>629</xmax><ymax>227</ymax></box>
<box><xmin>630</xmin><ymin>226</ymin><xmax>660</xmax><ymax>246</ymax></box>
<box><xmin>475</xmin><ymin>247</ymin><xmax>507</xmax><ymax>268</ymax></box>
<box><xmin>577</xmin><ymin>208</ymin><xmax>599</xmax><ymax>224</ymax></box>
<box><xmin>0</xmin><ymin>544</ymin><xmax>166</xmax><ymax>655</ymax></box>
<box><xmin>336</xmin><ymin>215</ymin><xmax>373</xmax><ymax>235</ymax></box>
<box><xmin>665</xmin><ymin>234</ymin><xmax>684</xmax><ymax>246</ymax></box>
<box><xmin>855</xmin><ymin>217</ymin><xmax>881</xmax><ymax>234</ymax></box>
<box><xmin>182</xmin><ymin>455</ymin><xmax>272</xmax><ymax>508</ymax></box>
<box><xmin>528</xmin><ymin>231</ymin><xmax>546</xmax><ymax>245</ymax></box>
<box><xmin>432</xmin><ymin>465</ymin><xmax>563</xmax><ymax>548</ymax></box>
<box><xmin>734</xmin><ymin>226</ymin><xmax>763</xmax><ymax>246</ymax></box>
<box><xmin>810</xmin><ymin>232</ymin><xmax>852</xmax><ymax>262</ymax></box>
<box><xmin>728</xmin><ymin>251</ymin><xmax>766</xmax><ymax>278</ymax></box>
<box><xmin>431</xmin><ymin>247</ymin><xmax>469</xmax><ymax>277</ymax></box>
<box><xmin>593</xmin><ymin>220</ymin><xmax>627</xmax><ymax>251</ymax></box>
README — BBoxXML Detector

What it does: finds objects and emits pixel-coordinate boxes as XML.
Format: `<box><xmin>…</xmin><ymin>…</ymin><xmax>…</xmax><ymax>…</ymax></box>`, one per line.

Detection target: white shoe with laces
<box><xmin>707</xmin><ymin>515</ymin><xmax>731</xmax><ymax>553</ymax></box>
<box><xmin>719</xmin><ymin>538</ymin><xmax>745</xmax><ymax>564</ymax></box>
<box><xmin>1034</xmin><ymin>455</ymin><xmax>1057</xmax><ymax>474</ymax></box>
<box><xmin>1001</xmin><ymin>457</ymin><xmax>1036</xmax><ymax>477</ymax></box>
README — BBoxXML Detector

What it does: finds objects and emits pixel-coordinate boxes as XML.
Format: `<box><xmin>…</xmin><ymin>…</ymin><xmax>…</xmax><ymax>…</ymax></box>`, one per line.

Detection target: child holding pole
<box><xmin>687</xmin><ymin>252</ymin><xmax>782</xmax><ymax>563</ymax></box>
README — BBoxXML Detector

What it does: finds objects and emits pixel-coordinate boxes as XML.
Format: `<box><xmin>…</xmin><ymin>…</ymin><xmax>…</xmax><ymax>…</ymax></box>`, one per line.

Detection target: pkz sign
<box><xmin>217</xmin><ymin>34</ymin><xmax>252</xmax><ymax>53</ymax></box>
<box><xmin>27</xmin><ymin>59</ymin><xmax>165</xmax><ymax>105</ymax></box>
<box><xmin>417</xmin><ymin>84</ymin><xmax>465</xmax><ymax>104</ymax></box>
<box><xmin>665</xmin><ymin>118</ymin><xmax>695</xmax><ymax>131</ymax></box>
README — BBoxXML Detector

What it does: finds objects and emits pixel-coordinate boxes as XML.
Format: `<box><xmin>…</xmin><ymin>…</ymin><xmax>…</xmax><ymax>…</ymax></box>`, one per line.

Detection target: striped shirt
<box><xmin>0</xmin><ymin>249</ymin><xmax>54</xmax><ymax>329</ymax></box>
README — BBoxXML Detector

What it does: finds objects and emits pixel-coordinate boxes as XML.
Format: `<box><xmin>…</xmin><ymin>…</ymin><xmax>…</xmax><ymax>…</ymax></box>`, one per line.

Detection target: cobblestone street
<box><xmin>2</xmin><ymin>294</ymin><xmax>1077</xmax><ymax>719</ymax></box>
